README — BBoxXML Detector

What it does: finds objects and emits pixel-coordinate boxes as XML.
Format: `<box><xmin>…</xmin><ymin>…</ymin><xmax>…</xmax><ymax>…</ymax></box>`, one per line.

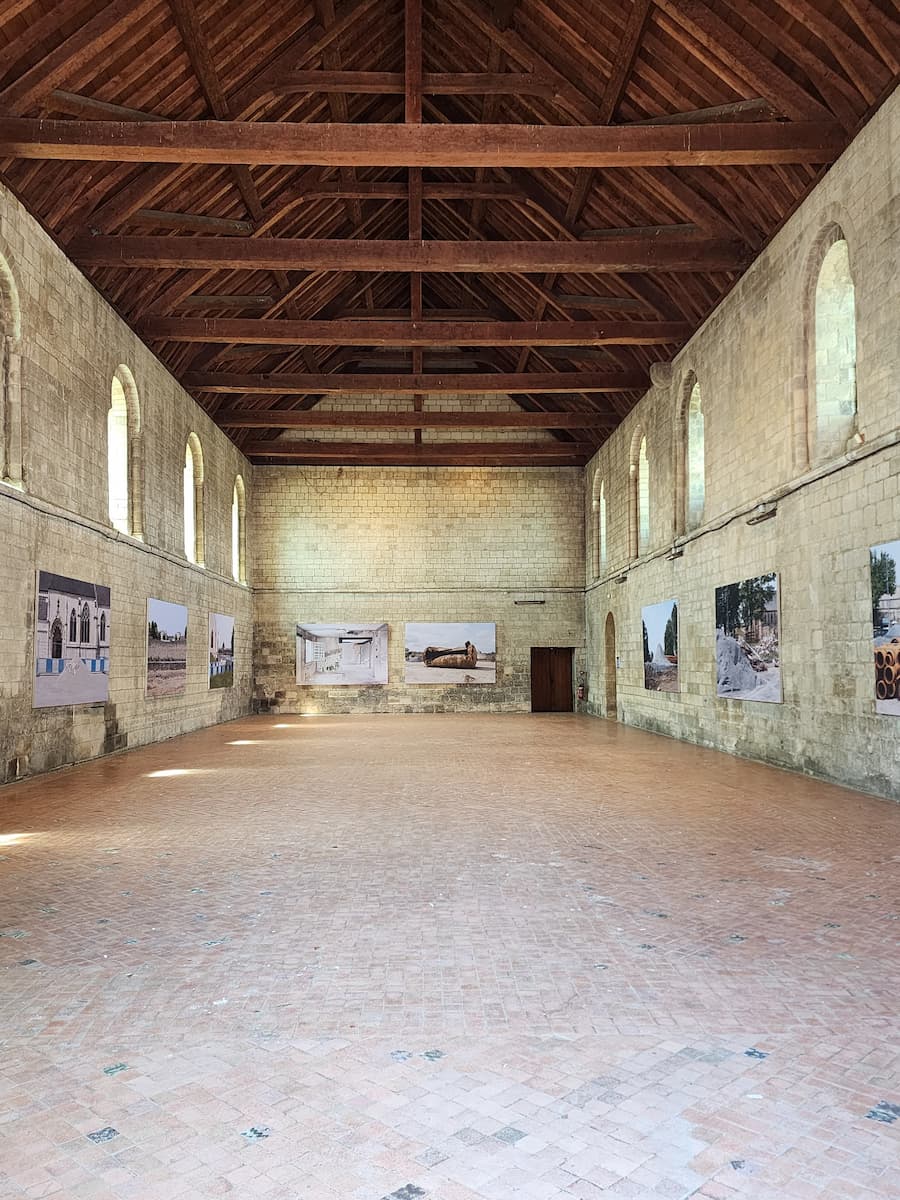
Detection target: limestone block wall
<box><xmin>583</xmin><ymin>93</ymin><xmax>900</xmax><ymax>800</ymax></box>
<box><xmin>251</xmin><ymin>466</ymin><xmax>585</xmax><ymax>712</ymax></box>
<box><xmin>0</xmin><ymin>184</ymin><xmax>253</xmax><ymax>784</ymax></box>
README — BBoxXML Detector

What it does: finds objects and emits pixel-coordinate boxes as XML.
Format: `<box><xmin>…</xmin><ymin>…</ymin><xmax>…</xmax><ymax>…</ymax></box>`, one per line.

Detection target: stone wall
<box><xmin>0</xmin><ymin>184</ymin><xmax>253</xmax><ymax>783</ymax></box>
<box><xmin>583</xmin><ymin>93</ymin><xmax>900</xmax><ymax>800</ymax></box>
<box><xmin>252</xmin><ymin>466</ymin><xmax>585</xmax><ymax>712</ymax></box>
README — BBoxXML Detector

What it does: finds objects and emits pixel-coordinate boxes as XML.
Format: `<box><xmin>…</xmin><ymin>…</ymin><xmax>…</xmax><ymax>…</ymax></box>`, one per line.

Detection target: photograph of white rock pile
<box><xmin>715</xmin><ymin>573</ymin><xmax>781</xmax><ymax>703</ymax></box>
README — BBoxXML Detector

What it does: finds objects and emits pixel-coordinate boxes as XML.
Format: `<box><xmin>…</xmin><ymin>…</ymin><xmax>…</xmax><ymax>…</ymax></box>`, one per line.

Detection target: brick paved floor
<box><xmin>1</xmin><ymin>714</ymin><xmax>898</xmax><ymax>1199</ymax></box>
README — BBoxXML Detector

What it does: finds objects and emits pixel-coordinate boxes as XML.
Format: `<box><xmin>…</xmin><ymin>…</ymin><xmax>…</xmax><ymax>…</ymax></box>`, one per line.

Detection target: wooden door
<box><xmin>604</xmin><ymin>612</ymin><xmax>617</xmax><ymax>718</ymax></box>
<box><xmin>531</xmin><ymin>647</ymin><xmax>574</xmax><ymax>712</ymax></box>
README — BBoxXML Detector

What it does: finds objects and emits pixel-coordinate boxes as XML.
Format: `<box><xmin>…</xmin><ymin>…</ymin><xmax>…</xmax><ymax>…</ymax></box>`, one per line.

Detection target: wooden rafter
<box><xmin>68</xmin><ymin>235</ymin><xmax>746</xmax><ymax>273</ymax></box>
<box><xmin>0</xmin><ymin>119</ymin><xmax>843</xmax><ymax>166</ymax></box>
<box><xmin>139</xmin><ymin>317</ymin><xmax>690</xmax><ymax>345</ymax></box>
<box><xmin>183</xmin><ymin>370</ymin><xmax>647</xmax><ymax>394</ymax></box>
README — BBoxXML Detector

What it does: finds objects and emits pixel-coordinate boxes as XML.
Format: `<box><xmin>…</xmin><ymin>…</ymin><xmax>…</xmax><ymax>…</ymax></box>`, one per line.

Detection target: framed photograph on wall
<box><xmin>404</xmin><ymin>622</ymin><xmax>496</xmax><ymax>684</ymax></box>
<box><xmin>34</xmin><ymin>571</ymin><xmax>110</xmax><ymax>707</ymax></box>
<box><xmin>871</xmin><ymin>539</ymin><xmax>900</xmax><ymax>715</ymax></box>
<box><xmin>209</xmin><ymin>612</ymin><xmax>235</xmax><ymax>689</ymax></box>
<box><xmin>715</xmin><ymin>573</ymin><xmax>782</xmax><ymax>703</ymax></box>
<box><xmin>296</xmin><ymin>623</ymin><xmax>388</xmax><ymax>685</ymax></box>
<box><xmin>146</xmin><ymin>598</ymin><xmax>188</xmax><ymax>698</ymax></box>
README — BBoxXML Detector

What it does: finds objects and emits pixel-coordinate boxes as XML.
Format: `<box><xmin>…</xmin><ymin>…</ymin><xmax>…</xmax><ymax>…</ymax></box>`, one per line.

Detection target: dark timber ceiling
<box><xmin>0</xmin><ymin>0</ymin><xmax>897</xmax><ymax>467</ymax></box>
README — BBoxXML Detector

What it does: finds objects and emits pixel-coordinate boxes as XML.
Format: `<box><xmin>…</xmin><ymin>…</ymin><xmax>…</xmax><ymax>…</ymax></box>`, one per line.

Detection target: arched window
<box><xmin>99</xmin><ymin>612</ymin><xmax>106</xmax><ymax>642</ymax></box>
<box><xmin>183</xmin><ymin>433</ymin><xmax>205</xmax><ymax>565</ymax></box>
<box><xmin>598</xmin><ymin>481</ymin><xmax>607</xmax><ymax>572</ymax></box>
<box><xmin>80</xmin><ymin>603</ymin><xmax>90</xmax><ymax>644</ymax></box>
<box><xmin>629</xmin><ymin>428</ymin><xmax>650</xmax><ymax>558</ymax></box>
<box><xmin>590</xmin><ymin>473</ymin><xmax>607</xmax><ymax>578</ymax></box>
<box><xmin>812</xmin><ymin>235</ymin><xmax>857</xmax><ymax>459</ymax></box>
<box><xmin>50</xmin><ymin>619</ymin><xmax>63</xmax><ymax>659</ymax></box>
<box><xmin>69</xmin><ymin>608</ymin><xmax>77</xmax><ymax>643</ymax></box>
<box><xmin>108</xmin><ymin>378</ymin><xmax>129</xmax><ymax>532</ymax></box>
<box><xmin>0</xmin><ymin>250</ymin><xmax>23</xmax><ymax>489</ymax></box>
<box><xmin>107</xmin><ymin>366</ymin><xmax>143</xmax><ymax>537</ymax></box>
<box><xmin>686</xmin><ymin>380</ymin><xmax>705</xmax><ymax>529</ymax></box>
<box><xmin>232</xmin><ymin>474</ymin><xmax>246</xmax><ymax>583</ymax></box>
<box><xmin>637</xmin><ymin>437</ymin><xmax>650</xmax><ymax>555</ymax></box>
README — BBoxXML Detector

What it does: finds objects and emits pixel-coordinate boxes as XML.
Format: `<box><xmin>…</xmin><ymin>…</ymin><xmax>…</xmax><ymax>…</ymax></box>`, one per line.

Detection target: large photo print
<box><xmin>34</xmin><ymin>571</ymin><xmax>110</xmax><ymax>707</ymax></box>
<box><xmin>209</xmin><ymin>613</ymin><xmax>235</xmax><ymax>689</ymax></box>
<box><xmin>715</xmin><ymin>573</ymin><xmax>781</xmax><ymax>703</ymax></box>
<box><xmin>404</xmin><ymin>622</ymin><xmax>496</xmax><ymax>684</ymax></box>
<box><xmin>147</xmin><ymin>598</ymin><xmax>188</xmax><ymax>698</ymax></box>
<box><xmin>871</xmin><ymin>538</ymin><xmax>900</xmax><ymax>715</ymax></box>
<box><xmin>296</xmin><ymin>623</ymin><xmax>388</xmax><ymax>685</ymax></box>
<box><xmin>642</xmin><ymin>599</ymin><xmax>679</xmax><ymax>692</ymax></box>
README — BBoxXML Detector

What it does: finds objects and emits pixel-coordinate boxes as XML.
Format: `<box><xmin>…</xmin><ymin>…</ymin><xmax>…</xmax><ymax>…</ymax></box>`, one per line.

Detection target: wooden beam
<box><xmin>286</xmin><ymin>181</ymin><xmax>523</xmax><ymax>200</ymax></box>
<box><xmin>652</xmin><ymin>0</ymin><xmax>833</xmax><ymax>122</ymax></box>
<box><xmin>0</xmin><ymin>0</ymin><xmax>160</xmax><ymax>114</ymax></box>
<box><xmin>69</xmin><ymin>235</ymin><xmax>747</xmax><ymax>273</ymax></box>
<box><xmin>184</xmin><ymin>370</ymin><xmax>647</xmax><ymax>394</ymax></box>
<box><xmin>0</xmin><ymin>119</ymin><xmax>844</xmax><ymax>166</ymax></box>
<box><xmin>47</xmin><ymin>89</ymin><xmax>168</xmax><ymax>122</ymax></box>
<box><xmin>552</xmin><ymin>293</ymin><xmax>649</xmax><ymax>311</ymax></box>
<box><xmin>173</xmin><ymin>294</ymin><xmax>276</xmax><ymax>310</ymax></box>
<box><xmin>268</xmin><ymin>70</ymin><xmax>569</xmax><ymax>97</ymax></box>
<box><xmin>129</xmin><ymin>209</ymin><xmax>253</xmax><ymax>234</ymax></box>
<box><xmin>140</xmin><ymin>317</ymin><xmax>690</xmax><ymax>345</ymax></box>
<box><xmin>565</xmin><ymin>0</ymin><xmax>652</xmax><ymax>225</ymax></box>
<box><xmin>580</xmin><ymin>223</ymin><xmax>698</xmax><ymax>239</ymax></box>
<box><xmin>216</xmin><ymin>409</ymin><xmax>612</xmax><ymax>429</ymax></box>
<box><xmin>628</xmin><ymin>98</ymin><xmax>780</xmax><ymax>124</ymax></box>
<box><xmin>244</xmin><ymin>439</ymin><xmax>592</xmax><ymax>464</ymax></box>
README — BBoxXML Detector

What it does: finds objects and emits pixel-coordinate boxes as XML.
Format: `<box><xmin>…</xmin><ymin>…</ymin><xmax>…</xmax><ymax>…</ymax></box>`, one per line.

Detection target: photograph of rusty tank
<box><xmin>404</xmin><ymin>622</ymin><xmax>496</xmax><ymax>685</ymax></box>
<box><xmin>871</xmin><ymin>538</ymin><xmax>900</xmax><ymax>715</ymax></box>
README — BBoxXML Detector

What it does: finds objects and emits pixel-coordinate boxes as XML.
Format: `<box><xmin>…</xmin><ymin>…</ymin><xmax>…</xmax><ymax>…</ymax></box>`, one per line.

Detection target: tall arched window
<box><xmin>686</xmin><ymin>381</ymin><xmax>705</xmax><ymax>529</ymax></box>
<box><xmin>0</xmin><ymin>250</ymin><xmax>23</xmax><ymax>489</ymax></box>
<box><xmin>183</xmin><ymin>433</ymin><xmax>205</xmax><ymax>565</ymax></box>
<box><xmin>637</xmin><ymin>437</ymin><xmax>650</xmax><ymax>555</ymax></box>
<box><xmin>99</xmin><ymin>612</ymin><xmax>106</xmax><ymax>642</ymax></box>
<box><xmin>107</xmin><ymin>366</ymin><xmax>143</xmax><ymax>537</ymax></box>
<box><xmin>108</xmin><ymin>378</ymin><xmax>129</xmax><ymax>532</ymax></box>
<box><xmin>69</xmin><ymin>608</ymin><xmax>77</xmax><ymax>643</ymax></box>
<box><xmin>812</xmin><ymin>235</ymin><xmax>857</xmax><ymax>459</ymax></box>
<box><xmin>591</xmin><ymin>472</ymin><xmax>607</xmax><ymax>578</ymax></box>
<box><xmin>79</xmin><ymin>603</ymin><xmax>90</xmax><ymax>643</ymax></box>
<box><xmin>598</xmin><ymin>481</ymin><xmax>607</xmax><ymax>572</ymax></box>
<box><xmin>50</xmin><ymin>619</ymin><xmax>63</xmax><ymax>659</ymax></box>
<box><xmin>232</xmin><ymin>474</ymin><xmax>246</xmax><ymax>583</ymax></box>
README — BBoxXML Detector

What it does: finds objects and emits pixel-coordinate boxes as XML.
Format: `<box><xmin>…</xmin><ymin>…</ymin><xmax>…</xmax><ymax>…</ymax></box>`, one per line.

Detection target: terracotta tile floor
<box><xmin>1</xmin><ymin>714</ymin><xmax>898</xmax><ymax>1199</ymax></box>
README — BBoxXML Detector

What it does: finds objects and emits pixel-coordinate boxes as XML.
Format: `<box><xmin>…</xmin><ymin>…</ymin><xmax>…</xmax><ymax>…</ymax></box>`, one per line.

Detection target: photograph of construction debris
<box><xmin>715</xmin><ymin>573</ymin><xmax>782</xmax><ymax>703</ymax></box>
<box><xmin>296</xmin><ymin>623</ymin><xmax>389</xmax><ymax>686</ymax></box>
<box><xmin>404</xmin><ymin>623</ymin><xmax>496</xmax><ymax>685</ymax></box>
<box><xmin>146</xmin><ymin>598</ymin><xmax>188</xmax><ymax>698</ymax></box>
<box><xmin>642</xmin><ymin>599</ymin><xmax>679</xmax><ymax>692</ymax></box>
<box><xmin>871</xmin><ymin>538</ymin><xmax>900</xmax><ymax>715</ymax></box>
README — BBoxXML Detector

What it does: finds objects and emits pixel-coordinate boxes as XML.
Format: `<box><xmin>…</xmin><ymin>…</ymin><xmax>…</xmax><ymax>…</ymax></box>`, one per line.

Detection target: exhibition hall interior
<box><xmin>0</xmin><ymin>2</ymin><xmax>898</xmax><ymax>1197</ymax></box>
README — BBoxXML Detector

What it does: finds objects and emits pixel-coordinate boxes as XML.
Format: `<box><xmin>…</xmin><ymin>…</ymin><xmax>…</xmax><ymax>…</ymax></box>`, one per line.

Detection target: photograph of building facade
<box><xmin>296</xmin><ymin>623</ymin><xmax>388</xmax><ymax>685</ymax></box>
<box><xmin>1</xmin><ymin>10</ymin><xmax>898</xmax><ymax>1200</ymax></box>
<box><xmin>33</xmin><ymin>571</ymin><xmax>110</xmax><ymax>707</ymax></box>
